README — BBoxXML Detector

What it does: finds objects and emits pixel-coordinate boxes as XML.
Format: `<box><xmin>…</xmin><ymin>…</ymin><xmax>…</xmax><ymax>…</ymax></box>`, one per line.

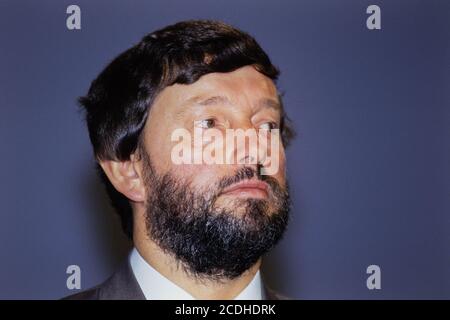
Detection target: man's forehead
<box><xmin>152</xmin><ymin>66</ymin><xmax>280</xmax><ymax>112</ymax></box>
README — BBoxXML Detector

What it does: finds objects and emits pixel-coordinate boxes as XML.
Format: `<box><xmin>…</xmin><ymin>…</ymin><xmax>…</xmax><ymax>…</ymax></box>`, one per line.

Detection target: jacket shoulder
<box><xmin>62</xmin><ymin>286</ymin><xmax>100</xmax><ymax>300</ymax></box>
<box><xmin>61</xmin><ymin>260</ymin><xmax>145</xmax><ymax>300</ymax></box>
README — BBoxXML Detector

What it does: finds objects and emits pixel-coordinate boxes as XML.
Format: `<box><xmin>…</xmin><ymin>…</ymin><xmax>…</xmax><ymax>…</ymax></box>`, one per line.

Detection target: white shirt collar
<box><xmin>129</xmin><ymin>247</ymin><xmax>263</xmax><ymax>300</ymax></box>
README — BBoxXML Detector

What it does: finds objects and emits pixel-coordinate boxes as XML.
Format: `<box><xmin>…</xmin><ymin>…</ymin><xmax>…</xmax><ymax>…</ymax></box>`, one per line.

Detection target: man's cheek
<box><xmin>170</xmin><ymin>163</ymin><xmax>225</xmax><ymax>186</ymax></box>
<box><xmin>271</xmin><ymin>152</ymin><xmax>287</xmax><ymax>188</ymax></box>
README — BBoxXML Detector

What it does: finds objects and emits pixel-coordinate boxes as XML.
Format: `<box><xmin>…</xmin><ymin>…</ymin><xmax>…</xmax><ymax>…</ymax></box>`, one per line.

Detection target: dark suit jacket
<box><xmin>64</xmin><ymin>260</ymin><xmax>286</xmax><ymax>300</ymax></box>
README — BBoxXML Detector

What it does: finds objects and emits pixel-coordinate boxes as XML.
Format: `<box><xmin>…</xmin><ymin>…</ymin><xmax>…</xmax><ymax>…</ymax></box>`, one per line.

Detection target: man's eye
<box><xmin>259</xmin><ymin>122</ymin><xmax>278</xmax><ymax>130</ymax></box>
<box><xmin>197</xmin><ymin>119</ymin><xmax>216</xmax><ymax>129</ymax></box>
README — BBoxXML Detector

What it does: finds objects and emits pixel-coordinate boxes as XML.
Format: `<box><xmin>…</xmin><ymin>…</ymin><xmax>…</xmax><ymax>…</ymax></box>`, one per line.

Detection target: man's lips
<box><xmin>220</xmin><ymin>179</ymin><xmax>269</xmax><ymax>198</ymax></box>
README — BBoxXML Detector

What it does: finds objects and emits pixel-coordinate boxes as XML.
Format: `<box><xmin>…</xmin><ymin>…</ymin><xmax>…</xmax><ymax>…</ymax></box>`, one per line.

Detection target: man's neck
<box><xmin>133</xmin><ymin>236</ymin><xmax>261</xmax><ymax>299</ymax></box>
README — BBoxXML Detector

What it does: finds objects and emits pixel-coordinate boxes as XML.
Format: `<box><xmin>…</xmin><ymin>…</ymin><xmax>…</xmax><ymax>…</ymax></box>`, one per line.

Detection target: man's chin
<box><xmin>212</xmin><ymin>197</ymin><xmax>277</xmax><ymax>218</ymax></box>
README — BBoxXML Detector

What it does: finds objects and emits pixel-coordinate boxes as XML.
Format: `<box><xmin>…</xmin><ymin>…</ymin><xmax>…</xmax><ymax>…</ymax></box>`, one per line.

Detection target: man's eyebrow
<box><xmin>180</xmin><ymin>95</ymin><xmax>280</xmax><ymax>111</ymax></box>
<box><xmin>259</xmin><ymin>98</ymin><xmax>281</xmax><ymax>111</ymax></box>
<box><xmin>199</xmin><ymin>95</ymin><xmax>232</xmax><ymax>106</ymax></box>
<box><xmin>175</xmin><ymin>95</ymin><xmax>230</xmax><ymax>119</ymax></box>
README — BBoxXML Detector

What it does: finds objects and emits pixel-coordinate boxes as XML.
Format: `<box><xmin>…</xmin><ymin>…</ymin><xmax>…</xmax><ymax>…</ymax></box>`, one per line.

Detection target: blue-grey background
<box><xmin>0</xmin><ymin>0</ymin><xmax>449</xmax><ymax>299</ymax></box>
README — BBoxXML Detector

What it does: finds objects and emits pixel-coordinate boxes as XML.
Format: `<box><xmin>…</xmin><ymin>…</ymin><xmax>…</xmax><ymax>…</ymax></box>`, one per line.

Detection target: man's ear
<box><xmin>98</xmin><ymin>154</ymin><xmax>146</xmax><ymax>202</ymax></box>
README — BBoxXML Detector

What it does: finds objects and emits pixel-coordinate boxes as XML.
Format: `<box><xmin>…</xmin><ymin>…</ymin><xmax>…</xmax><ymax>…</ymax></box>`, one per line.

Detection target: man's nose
<box><xmin>226</xmin><ymin>120</ymin><xmax>264</xmax><ymax>166</ymax></box>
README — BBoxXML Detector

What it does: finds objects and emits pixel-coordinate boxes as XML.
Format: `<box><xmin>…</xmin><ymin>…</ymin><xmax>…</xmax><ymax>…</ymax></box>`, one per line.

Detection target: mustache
<box><xmin>215</xmin><ymin>165</ymin><xmax>282</xmax><ymax>197</ymax></box>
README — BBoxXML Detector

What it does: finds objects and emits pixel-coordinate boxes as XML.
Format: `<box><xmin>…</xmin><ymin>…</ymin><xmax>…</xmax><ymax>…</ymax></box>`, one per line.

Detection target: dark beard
<box><xmin>142</xmin><ymin>153</ymin><xmax>291</xmax><ymax>280</ymax></box>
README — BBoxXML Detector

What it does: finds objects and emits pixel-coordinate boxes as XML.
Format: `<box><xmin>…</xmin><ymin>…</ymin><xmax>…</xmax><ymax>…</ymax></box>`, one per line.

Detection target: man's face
<box><xmin>138</xmin><ymin>66</ymin><xmax>290</xmax><ymax>279</ymax></box>
<box><xmin>143</xmin><ymin>65</ymin><xmax>286</xmax><ymax>204</ymax></box>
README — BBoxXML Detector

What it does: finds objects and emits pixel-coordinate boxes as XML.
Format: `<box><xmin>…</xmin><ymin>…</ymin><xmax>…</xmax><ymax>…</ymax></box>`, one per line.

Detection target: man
<box><xmin>67</xmin><ymin>19</ymin><xmax>294</xmax><ymax>300</ymax></box>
